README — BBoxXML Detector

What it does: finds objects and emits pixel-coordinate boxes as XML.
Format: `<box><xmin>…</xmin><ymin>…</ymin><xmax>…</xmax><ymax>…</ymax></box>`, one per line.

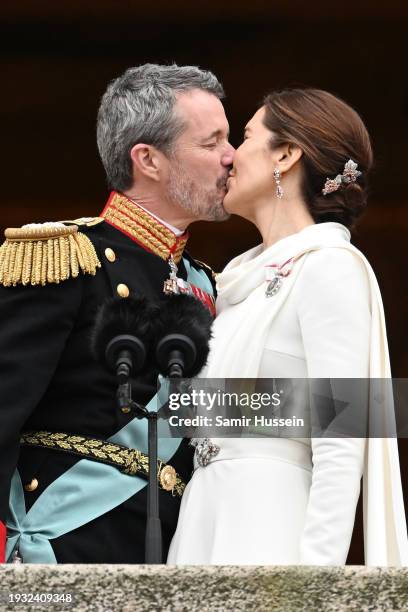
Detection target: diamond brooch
<box><xmin>190</xmin><ymin>438</ymin><xmax>220</xmax><ymax>467</ymax></box>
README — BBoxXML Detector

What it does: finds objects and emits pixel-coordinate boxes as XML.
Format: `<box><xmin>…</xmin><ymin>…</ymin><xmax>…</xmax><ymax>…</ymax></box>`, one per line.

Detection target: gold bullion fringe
<box><xmin>0</xmin><ymin>231</ymin><xmax>101</xmax><ymax>287</ymax></box>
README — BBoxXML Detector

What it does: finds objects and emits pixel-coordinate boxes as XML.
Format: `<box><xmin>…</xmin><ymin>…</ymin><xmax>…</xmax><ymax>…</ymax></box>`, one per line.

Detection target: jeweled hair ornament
<box><xmin>322</xmin><ymin>159</ymin><xmax>362</xmax><ymax>196</ymax></box>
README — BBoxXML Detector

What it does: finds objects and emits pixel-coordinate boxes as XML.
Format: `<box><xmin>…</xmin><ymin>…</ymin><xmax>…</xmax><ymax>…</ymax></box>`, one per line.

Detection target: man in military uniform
<box><xmin>0</xmin><ymin>64</ymin><xmax>234</xmax><ymax>563</ymax></box>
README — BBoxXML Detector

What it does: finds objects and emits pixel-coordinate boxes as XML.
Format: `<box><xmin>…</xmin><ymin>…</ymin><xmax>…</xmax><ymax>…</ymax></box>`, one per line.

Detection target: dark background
<box><xmin>1</xmin><ymin>1</ymin><xmax>407</xmax><ymax>563</ymax></box>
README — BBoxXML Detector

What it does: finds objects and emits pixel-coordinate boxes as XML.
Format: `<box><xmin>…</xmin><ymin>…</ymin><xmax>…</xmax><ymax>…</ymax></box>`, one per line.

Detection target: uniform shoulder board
<box><xmin>60</xmin><ymin>217</ymin><xmax>105</xmax><ymax>228</ymax></box>
<box><xmin>0</xmin><ymin>221</ymin><xmax>101</xmax><ymax>287</ymax></box>
<box><xmin>195</xmin><ymin>259</ymin><xmax>218</xmax><ymax>282</ymax></box>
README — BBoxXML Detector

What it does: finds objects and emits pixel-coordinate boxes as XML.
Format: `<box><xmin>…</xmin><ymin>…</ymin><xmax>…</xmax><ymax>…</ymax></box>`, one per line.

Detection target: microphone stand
<box><xmin>117</xmin><ymin>380</ymin><xmax>165</xmax><ymax>564</ymax></box>
<box><xmin>115</xmin><ymin>335</ymin><xmax>193</xmax><ymax>564</ymax></box>
<box><xmin>146</xmin><ymin>410</ymin><xmax>161</xmax><ymax>563</ymax></box>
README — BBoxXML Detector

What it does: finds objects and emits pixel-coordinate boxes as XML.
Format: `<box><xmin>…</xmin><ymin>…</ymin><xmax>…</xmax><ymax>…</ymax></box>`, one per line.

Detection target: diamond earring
<box><xmin>274</xmin><ymin>167</ymin><xmax>283</xmax><ymax>199</ymax></box>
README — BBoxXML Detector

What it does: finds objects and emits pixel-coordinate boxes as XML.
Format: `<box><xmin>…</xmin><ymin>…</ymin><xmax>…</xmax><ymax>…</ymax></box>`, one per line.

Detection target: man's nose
<box><xmin>221</xmin><ymin>143</ymin><xmax>235</xmax><ymax>167</ymax></box>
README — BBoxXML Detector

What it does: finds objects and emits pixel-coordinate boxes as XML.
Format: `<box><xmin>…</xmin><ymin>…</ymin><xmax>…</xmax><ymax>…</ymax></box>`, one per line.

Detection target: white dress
<box><xmin>167</xmin><ymin>222</ymin><xmax>408</xmax><ymax>566</ymax></box>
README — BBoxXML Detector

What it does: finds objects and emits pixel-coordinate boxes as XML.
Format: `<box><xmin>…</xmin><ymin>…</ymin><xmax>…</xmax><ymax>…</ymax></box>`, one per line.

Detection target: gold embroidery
<box><xmin>20</xmin><ymin>430</ymin><xmax>186</xmax><ymax>497</ymax></box>
<box><xmin>0</xmin><ymin>224</ymin><xmax>101</xmax><ymax>287</ymax></box>
<box><xmin>113</xmin><ymin>196</ymin><xmax>175</xmax><ymax>249</ymax></box>
<box><xmin>104</xmin><ymin>209</ymin><xmax>170</xmax><ymax>261</ymax></box>
<box><xmin>101</xmin><ymin>192</ymin><xmax>188</xmax><ymax>264</ymax></box>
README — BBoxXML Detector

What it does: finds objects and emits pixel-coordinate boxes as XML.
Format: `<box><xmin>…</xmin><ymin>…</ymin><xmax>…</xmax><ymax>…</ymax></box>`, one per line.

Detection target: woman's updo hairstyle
<box><xmin>263</xmin><ymin>89</ymin><xmax>373</xmax><ymax>229</ymax></box>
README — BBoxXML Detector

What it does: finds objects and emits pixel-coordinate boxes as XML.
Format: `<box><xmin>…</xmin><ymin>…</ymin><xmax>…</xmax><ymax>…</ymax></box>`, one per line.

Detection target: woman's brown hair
<box><xmin>263</xmin><ymin>89</ymin><xmax>373</xmax><ymax>229</ymax></box>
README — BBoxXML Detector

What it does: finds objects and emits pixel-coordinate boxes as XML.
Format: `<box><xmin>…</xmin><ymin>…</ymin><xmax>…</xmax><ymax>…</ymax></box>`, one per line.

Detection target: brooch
<box><xmin>265</xmin><ymin>256</ymin><xmax>295</xmax><ymax>298</ymax></box>
<box><xmin>190</xmin><ymin>438</ymin><xmax>220</xmax><ymax>467</ymax></box>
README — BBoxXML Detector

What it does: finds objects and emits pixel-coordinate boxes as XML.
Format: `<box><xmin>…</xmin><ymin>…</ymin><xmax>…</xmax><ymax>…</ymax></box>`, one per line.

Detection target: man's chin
<box><xmin>198</xmin><ymin>200</ymin><xmax>230</xmax><ymax>222</ymax></box>
<box><xmin>202</xmin><ymin>208</ymin><xmax>230</xmax><ymax>222</ymax></box>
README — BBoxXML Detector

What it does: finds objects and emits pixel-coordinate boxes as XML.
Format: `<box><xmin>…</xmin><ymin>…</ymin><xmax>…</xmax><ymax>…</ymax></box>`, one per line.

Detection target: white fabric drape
<box><xmin>204</xmin><ymin>222</ymin><xmax>408</xmax><ymax>566</ymax></box>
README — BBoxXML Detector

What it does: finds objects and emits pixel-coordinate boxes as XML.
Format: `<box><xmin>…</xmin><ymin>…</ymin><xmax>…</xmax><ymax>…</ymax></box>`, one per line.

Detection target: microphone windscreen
<box><xmin>156</xmin><ymin>294</ymin><xmax>213</xmax><ymax>376</ymax></box>
<box><xmin>90</xmin><ymin>296</ymin><xmax>158</xmax><ymax>366</ymax></box>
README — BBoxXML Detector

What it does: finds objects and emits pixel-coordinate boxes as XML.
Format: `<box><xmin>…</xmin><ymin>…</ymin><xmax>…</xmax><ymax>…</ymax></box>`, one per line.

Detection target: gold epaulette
<box><xmin>195</xmin><ymin>259</ymin><xmax>219</xmax><ymax>282</ymax></box>
<box><xmin>0</xmin><ymin>222</ymin><xmax>101</xmax><ymax>287</ymax></box>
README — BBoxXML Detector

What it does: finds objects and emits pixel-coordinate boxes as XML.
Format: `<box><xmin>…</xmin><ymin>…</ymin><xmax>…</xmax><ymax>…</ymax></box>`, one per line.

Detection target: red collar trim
<box><xmin>100</xmin><ymin>191</ymin><xmax>189</xmax><ymax>263</ymax></box>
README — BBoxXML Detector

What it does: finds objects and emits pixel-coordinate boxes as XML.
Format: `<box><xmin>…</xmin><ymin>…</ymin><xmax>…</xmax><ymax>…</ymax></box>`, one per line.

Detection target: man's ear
<box><xmin>277</xmin><ymin>143</ymin><xmax>303</xmax><ymax>173</ymax></box>
<box><xmin>130</xmin><ymin>143</ymin><xmax>164</xmax><ymax>182</ymax></box>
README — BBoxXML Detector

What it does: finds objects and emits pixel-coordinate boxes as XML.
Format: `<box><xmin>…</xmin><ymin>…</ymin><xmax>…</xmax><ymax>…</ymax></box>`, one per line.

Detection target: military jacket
<box><xmin>0</xmin><ymin>191</ymin><xmax>216</xmax><ymax>563</ymax></box>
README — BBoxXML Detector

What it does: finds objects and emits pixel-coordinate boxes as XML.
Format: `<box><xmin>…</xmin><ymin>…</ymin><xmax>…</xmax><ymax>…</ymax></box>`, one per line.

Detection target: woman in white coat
<box><xmin>167</xmin><ymin>89</ymin><xmax>408</xmax><ymax>566</ymax></box>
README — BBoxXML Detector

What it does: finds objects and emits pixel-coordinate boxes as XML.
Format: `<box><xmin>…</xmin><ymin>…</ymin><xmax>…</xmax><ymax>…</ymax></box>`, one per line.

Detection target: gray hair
<box><xmin>96</xmin><ymin>63</ymin><xmax>225</xmax><ymax>191</ymax></box>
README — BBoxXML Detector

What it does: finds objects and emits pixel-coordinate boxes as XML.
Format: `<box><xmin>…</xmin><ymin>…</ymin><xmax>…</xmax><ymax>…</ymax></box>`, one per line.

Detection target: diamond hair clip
<box><xmin>322</xmin><ymin>159</ymin><xmax>362</xmax><ymax>196</ymax></box>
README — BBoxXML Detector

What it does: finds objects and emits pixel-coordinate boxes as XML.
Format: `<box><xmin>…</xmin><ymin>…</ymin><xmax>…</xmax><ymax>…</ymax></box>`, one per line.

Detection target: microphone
<box><xmin>91</xmin><ymin>296</ymin><xmax>158</xmax><ymax>383</ymax></box>
<box><xmin>90</xmin><ymin>292</ymin><xmax>213</xmax><ymax>564</ymax></box>
<box><xmin>155</xmin><ymin>294</ymin><xmax>213</xmax><ymax>378</ymax></box>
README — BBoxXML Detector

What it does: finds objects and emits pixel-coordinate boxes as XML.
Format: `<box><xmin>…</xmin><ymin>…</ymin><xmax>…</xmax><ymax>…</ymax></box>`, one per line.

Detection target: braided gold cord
<box><xmin>104</xmin><ymin>208</ymin><xmax>170</xmax><ymax>261</ymax></box>
<box><xmin>4</xmin><ymin>244</ymin><xmax>13</xmax><ymax>285</ymax></box>
<box><xmin>68</xmin><ymin>234</ymin><xmax>79</xmax><ymax>277</ymax></box>
<box><xmin>30</xmin><ymin>241</ymin><xmax>38</xmax><ymax>285</ymax></box>
<box><xmin>30</xmin><ymin>241</ymin><xmax>41</xmax><ymax>286</ymax></box>
<box><xmin>59</xmin><ymin>236</ymin><xmax>70</xmax><ymax>281</ymax></box>
<box><xmin>77</xmin><ymin>234</ymin><xmax>89</xmax><ymax>272</ymax></box>
<box><xmin>3</xmin><ymin>243</ymin><xmax>12</xmax><ymax>286</ymax></box>
<box><xmin>113</xmin><ymin>195</ymin><xmax>174</xmax><ymax>248</ymax></box>
<box><xmin>0</xmin><ymin>243</ymin><xmax>6</xmax><ymax>283</ymax></box>
<box><xmin>7</xmin><ymin>241</ymin><xmax>18</xmax><ymax>287</ymax></box>
<box><xmin>46</xmin><ymin>239</ymin><xmax>54</xmax><ymax>283</ymax></box>
<box><xmin>1</xmin><ymin>243</ymin><xmax>10</xmax><ymax>285</ymax></box>
<box><xmin>73</xmin><ymin>234</ymin><xmax>85</xmax><ymax>272</ymax></box>
<box><xmin>74</xmin><ymin>233</ymin><xmax>101</xmax><ymax>275</ymax></box>
<box><xmin>81</xmin><ymin>234</ymin><xmax>92</xmax><ymax>272</ymax></box>
<box><xmin>41</xmin><ymin>242</ymin><xmax>48</xmax><ymax>285</ymax></box>
<box><xmin>101</xmin><ymin>193</ymin><xmax>189</xmax><ymax>264</ymax></box>
<box><xmin>1</xmin><ymin>243</ymin><xmax>12</xmax><ymax>286</ymax></box>
<box><xmin>174</xmin><ymin>239</ymin><xmax>188</xmax><ymax>262</ymax></box>
<box><xmin>3</xmin><ymin>243</ymin><xmax>14</xmax><ymax>287</ymax></box>
<box><xmin>22</xmin><ymin>241</ymin><xmax>34</xmax><ymax>286</ymax></box>
<box><xmin>53</xmin><ymin>236</ymin><xmax>61</xmax><ymax>283</ymax></box>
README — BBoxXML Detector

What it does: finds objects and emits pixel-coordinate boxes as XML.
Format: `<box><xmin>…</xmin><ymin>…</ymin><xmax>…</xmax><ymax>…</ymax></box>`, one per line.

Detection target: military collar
<box><xmin>100</xmin><ymin>191</ymin><xmax>189</xmax><ymax>264</ymax></box>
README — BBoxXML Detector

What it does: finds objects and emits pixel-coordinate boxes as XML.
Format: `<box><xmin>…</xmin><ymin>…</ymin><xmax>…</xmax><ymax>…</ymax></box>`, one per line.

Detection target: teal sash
<box><xmin>6</xmin><ymin>260</ymin><xmax>214</xmax><ymax>563</ymax></box>
<box><xmin>182</xmin><ymin>258</ymin><xmax>214</xmax><ymax>296</ymax></box>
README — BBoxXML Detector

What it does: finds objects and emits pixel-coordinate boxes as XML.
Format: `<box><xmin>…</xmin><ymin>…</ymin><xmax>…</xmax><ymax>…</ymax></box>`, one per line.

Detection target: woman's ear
<box><xmin>130</xmin><ymin>143</ymin><xmax>163</xmax><ymax>182</ymax></box>
<box><xmin>277</xmin><ymin>143</ymin><xmax>303</xmax><ymax>173</ymax></box>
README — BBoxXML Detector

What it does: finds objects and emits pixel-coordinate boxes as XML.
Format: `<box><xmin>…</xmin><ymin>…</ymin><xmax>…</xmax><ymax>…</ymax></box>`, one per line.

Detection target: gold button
<box><xmin>105</xmin><ymin>247</ymin><xmax>116</xmax><ymax>263</ymax></box>
<box><xmin>159</xmin><ymin>465</ymin><xmax>177</xmax><ymax>491</ymax></box>
<box><xmin>24</xmin><ymin>478</ymin><xmax>39</xmax><ymax>492</ymax></box>
<box><xmin>117</xmin><ymin>283</ymin><xmax>130</xmax><ymax>298</ymax></box>
<box><xmin>121</xmin><ymin>406</ymin><xmax>131</xmax><ymax>414</ymax></box>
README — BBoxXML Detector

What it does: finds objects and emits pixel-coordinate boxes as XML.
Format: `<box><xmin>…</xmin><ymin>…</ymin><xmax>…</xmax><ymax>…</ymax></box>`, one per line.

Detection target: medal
<box><xmin>163</xmin><ymin>256</ymin><xmax>216</xmax><ymax>316</ymax></box>
<box><xmin>163</xmin><ymin>255</ymin><xmax>180</xmax><ymax>296</ymax></box>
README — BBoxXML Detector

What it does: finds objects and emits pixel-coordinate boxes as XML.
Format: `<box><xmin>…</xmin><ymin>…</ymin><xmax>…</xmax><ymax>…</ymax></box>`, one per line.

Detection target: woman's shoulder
<box><xmin>295</xmin><ymin>244</ymin><xmax>371</xmax><ymax>300</ymax></box>
<box><xmin>301</xmin><ymin>244</ymin><xmax>369</xmax><ymax>276</ymax></box>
